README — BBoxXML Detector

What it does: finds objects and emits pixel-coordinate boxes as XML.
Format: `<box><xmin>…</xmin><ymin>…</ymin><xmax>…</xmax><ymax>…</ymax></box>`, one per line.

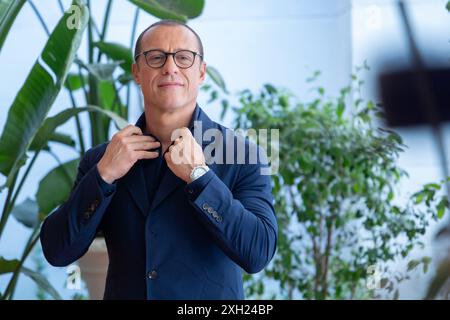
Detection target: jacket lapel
<box><xmin>120</xmin><ymin>112</ymin><xmax>149</xmax><ymax>217</ymax></box>
<box><xmin>122</xmin><ymin>160</ymin><xmax>149</xmax><ymax>217</ymax></box>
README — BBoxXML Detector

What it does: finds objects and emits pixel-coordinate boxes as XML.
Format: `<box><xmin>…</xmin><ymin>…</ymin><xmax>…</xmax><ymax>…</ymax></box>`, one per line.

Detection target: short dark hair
<box><xmin>134</xmin><ymin>20</ymin><xmax>204</xmax><ymax>61</ymax></box>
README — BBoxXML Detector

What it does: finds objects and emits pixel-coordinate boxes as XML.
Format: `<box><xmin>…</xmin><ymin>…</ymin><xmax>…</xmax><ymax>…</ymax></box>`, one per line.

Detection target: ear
<box><xmin>132</xmin><ymin>62</ymin><xmax>141</xmax><ymax>85</ymax></box>
<box><xmin>199</xmin><ymin>61</ymin><xmax>206</xmax><ymax>85</ymax></box>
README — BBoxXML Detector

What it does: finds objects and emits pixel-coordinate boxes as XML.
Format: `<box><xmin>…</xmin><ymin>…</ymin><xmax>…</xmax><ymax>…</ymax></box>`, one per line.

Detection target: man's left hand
<box><xmin>164</xmin><ymin>127</ymin><xmax>206</xmax><ymax>183</ymax></box>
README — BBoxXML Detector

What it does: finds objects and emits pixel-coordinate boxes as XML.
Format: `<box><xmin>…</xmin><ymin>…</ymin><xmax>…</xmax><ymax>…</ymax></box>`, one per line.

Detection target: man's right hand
<box><xmin>97</xmin><ymin>125</ymin><xmax>160</xmax><ymax>184</ymax></box>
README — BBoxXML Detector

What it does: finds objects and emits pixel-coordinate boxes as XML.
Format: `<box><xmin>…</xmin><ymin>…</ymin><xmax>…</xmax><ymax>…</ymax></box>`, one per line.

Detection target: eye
<box><xmin>148</xmin><ymin>54</ymin><xmax>164</xmax><ymax>61</ymax></box>
<box><xmin>176</xmin><ymin>52</ymin><xmax>193</xmax><ymax>61</ymax></box>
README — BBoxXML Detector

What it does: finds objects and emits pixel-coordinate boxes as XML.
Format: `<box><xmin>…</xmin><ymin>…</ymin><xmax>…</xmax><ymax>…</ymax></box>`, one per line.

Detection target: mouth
<box><xmin>157</xmin><ymin>82</ymin><xmax>184</xmax><ymax>88</ymax></box>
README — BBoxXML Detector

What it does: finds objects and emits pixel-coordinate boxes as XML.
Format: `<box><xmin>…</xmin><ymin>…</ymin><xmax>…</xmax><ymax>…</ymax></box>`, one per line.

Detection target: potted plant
<box><xmin>0</xmin><ymin>0</ymin><xmax>228</xmax><ymax>299</ymax></box>
<box><xmin>226</xmin><ymin>71</ymin><xmax>449</xmax><ymax>299</ymax></box>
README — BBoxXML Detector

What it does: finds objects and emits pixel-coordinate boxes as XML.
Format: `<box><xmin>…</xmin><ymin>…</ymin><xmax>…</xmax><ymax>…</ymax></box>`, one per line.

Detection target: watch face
<box><xmin>194</xmin><ymin>167</ymin><xmax>205</xmax><ymax>177</ymax></box>
<box><xmin>191</xmin><ymin>166</ymin><xmax>207</xmax><ymax>181</ymax></box>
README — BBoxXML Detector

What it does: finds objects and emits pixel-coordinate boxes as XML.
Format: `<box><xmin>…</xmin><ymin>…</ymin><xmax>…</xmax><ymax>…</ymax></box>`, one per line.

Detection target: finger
<box><xmin>170</xmin><ymin>127</ymin><xmax>191</xmax><ymax>142</ymax></box>
<box><xmin>164</xmin><ymin>150</ymin><xmax>171</xmax><ymax>163</ymax></box>
<box><xmin>177</xmin><ymin>127</ymin><xmax>192</xmax><ymax>139</ymax></box>
<box><xmin>125</xmin><ymin>135</ymin><xmax>158</xmax><ymax>144</ymax></box>
<box><xmin>173</xmin><ymin>136</ymin><xmax>183</xmax><ymax>145</ymax></box>
<box><xmin>120</xmin><ymin>125</ymin><xmax>143</xmax><ymax>137</ymax></box>
<box><xmin>136</xmin><ymin>150</ymin><xmax>159</xmax><ymax>160</ymax></box>
<box><xmin>130</xmin><ymin>141</ymin><xmax>161</xmax><ymax>151</ymax></box>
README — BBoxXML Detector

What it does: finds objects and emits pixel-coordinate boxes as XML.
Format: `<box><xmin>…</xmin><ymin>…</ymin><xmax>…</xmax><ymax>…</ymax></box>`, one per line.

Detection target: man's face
<box><xmin>132</xmin><ymin>25</ymin><xmax>206</xmax><ymax>112</ymax></box>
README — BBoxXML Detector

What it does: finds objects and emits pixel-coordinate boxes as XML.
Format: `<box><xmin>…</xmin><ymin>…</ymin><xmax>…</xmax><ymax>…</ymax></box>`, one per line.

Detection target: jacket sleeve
<box><xmin>184</xmin><ymin>146</ymin><xmax>278</xmax><ymax>274</ymax></box>
<box><xmin>40</xmin><ymin>148</ymin><xmax>116</xmax><ymax>267</ymax></box>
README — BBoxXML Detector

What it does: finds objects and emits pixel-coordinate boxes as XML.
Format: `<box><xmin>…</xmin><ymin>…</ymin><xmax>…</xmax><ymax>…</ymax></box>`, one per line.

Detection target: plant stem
<box><xmin>126</xmin><ymin>8</ymin><xmax>140</xmax><ymax>111</ymax></box>
<box><xmin>0</xmin><ymin>171</ymin><xmax>18</xmax><ymax>236</ymax></box>
<box><xmin>87</xmin><ymin>0</ymin><xmax>103</xmax><ymax>146</ymax></box>
<box><xmin>27</xmin><ymin>0</ymin><xmax>50</xmax><ymax>36</ymax></box>
<box><xmin>65</xmin><ymin>83</ymin><xmax>86</xmax><ymax>157</ymax></box>
<box><xmin>77</xmin><ymin>64</ymin><xmax>89</xmax><ymax>105</ymax></box>
<box><xmin>57</xmin><ymin>0</ymin><xmax>64</xmax><ymax>13</ymax></box>
<box><xmin>47</xmin><ymin>149</ymin><xmax>74</xmax><ymax>186</ymax></box>
<box><xmin>8</xmin><ymin>151</ymin><xmax>40</xmax><ymax>217</ymax></box>
<box><xmin>321</xmin><ymin>216</ymin><xmax>334</xmax><ymax>298</ymax></box>
<box><xmin>3</xmin><ymin>226</ymin><xmax>40</xmax><ymax>299</ymax></box>
<box><xmin>96</xmin><ymin>0</ymin><xmax>113</xmax><ymax>62</ymax></box>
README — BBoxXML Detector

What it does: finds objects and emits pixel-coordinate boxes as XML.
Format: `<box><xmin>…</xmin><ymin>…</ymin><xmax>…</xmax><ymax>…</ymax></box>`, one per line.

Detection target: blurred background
<box><xmin>1</xmin><ymin>0</ymin><xmax>450</xmax><ymax>300</ymax></box>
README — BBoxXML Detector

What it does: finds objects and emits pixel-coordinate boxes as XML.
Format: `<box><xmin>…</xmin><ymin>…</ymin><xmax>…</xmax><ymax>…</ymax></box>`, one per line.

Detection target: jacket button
<box><xmin>148</xmin><ymin>270</ymin><xmax>157</xmax><ymax>279</ymax></box>
<box><xmin>202</xmin><ymin>203</ymin><xmax>209</xmax><ymax>210</ymax></box>
<box><xmin>207</xmin><ymin>207</ymin><xmax>214</xmax><ymax>214</ymax></box>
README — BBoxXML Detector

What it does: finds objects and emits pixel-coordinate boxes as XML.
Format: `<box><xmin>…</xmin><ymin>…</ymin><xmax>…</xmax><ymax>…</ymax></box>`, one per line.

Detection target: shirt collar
<box><xmin>135</xmin><ymin>104</ymin><xmax>200</xmax><ymax>140</ymax></box>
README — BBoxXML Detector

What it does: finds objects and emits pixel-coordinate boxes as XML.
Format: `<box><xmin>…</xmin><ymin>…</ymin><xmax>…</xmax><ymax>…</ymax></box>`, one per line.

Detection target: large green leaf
<box><xmin>36</xmin><ymin>158</ymin><xmax>79</xmax><ymax>218</ymax></box>
<box><xmin>207</xmin><ymin>65</ymin><xmax>229</xmax><ymax>94</ymax></box>
<box><xmin>128</xmin><ymin>0</ymin><xmax>205</xmax><ymax>22</ymax></box>
<box><xmin>0</xmin><ymin>0</ymin><xmax>26</xmax><ymax>52</ymax></box>
<box><xmin>0</xmin><ymin>257</ymin><xmax>19</xmax><ymax>275</ymax></box>
<box><xmin>30</xmin><ymin>106</ymin><xmax>127</xmax><ymax>155</ymax></box>
<box><xmin>30</xmin><ymin>131</ymin><xmax>76</xmax><ymax>152</ymax></box>
<box><xmin>11</xmin><ymin>198</ymin><xmax>39</xmax><ymax>228</ymax></box>
<box><xmin>94</xmin><ymin>41</ymin><xmax>134</xmax><ymax>74</ymax></box>
<box><xmin>0</xmin><ymin>0</ymin><xmax>89</xmax><ymax>188</ymax></box>
<box><xmin>21</xmin><ymin>266</ymin><xmax>62</xmax><ymax>300</ymax></box>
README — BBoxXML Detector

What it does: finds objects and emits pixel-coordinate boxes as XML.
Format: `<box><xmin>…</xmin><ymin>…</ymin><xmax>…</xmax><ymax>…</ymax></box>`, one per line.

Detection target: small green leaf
<box><xmin>206</xmin><ymin>65</ymin><xmax>228</xmax><ymax>94</ymax></box>
<box><xmin>64</xmin><ymin>73</ymin><xmax>87</xmax><ymax>91</ymax></box>
<box><xmin>337</xmin><ymin>101</ymin><xmax>345</xmax><ymax>118</ymax></box>
<box><xmin>0</xmin><ymin>257</ymin><xmax>19</xmax><ymax>275</ymax></box>
<box><xmin>436</xmin><ymin>197</ymin><xmax>449</xmax><ymax>219</ymax></box>
<box><xmin>84</xmin><ymin>62</ymin><xmax>121</xmax><ymax>81</ymax></box>
<box><xmin>11</xmin><ymin>198</ymin><xmax>39</xmax><ymax>228</ymax></box>
<box><xmin>220</xmin><ymin>99</ymin><xmax>229</xmax><ymax>121</ymax></box>
<box><xmin>407</xmin><ymin>259</ymin><xmax>420</xmax><ymax>271</ymax></box>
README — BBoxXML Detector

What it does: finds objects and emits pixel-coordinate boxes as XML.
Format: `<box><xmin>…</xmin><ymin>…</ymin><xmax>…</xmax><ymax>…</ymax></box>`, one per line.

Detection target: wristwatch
<box><xmin>189</xmin><ymin>165</ymin><xmax>210</xmax><ymax>182</ymax></box>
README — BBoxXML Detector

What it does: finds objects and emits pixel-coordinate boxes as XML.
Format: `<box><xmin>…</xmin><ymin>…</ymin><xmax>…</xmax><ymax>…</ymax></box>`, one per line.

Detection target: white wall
<box><xmin>1</xmin><ymin>0</ymin><xmax>353</xmax><ymax>299</ymax></box>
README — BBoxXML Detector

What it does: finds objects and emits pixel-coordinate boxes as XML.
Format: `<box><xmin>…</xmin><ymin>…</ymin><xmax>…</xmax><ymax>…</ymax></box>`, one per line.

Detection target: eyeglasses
<box><xmin>134</xmin><ymin>49</ymin><xmax>203</xmax><ymax>69</ymax></box>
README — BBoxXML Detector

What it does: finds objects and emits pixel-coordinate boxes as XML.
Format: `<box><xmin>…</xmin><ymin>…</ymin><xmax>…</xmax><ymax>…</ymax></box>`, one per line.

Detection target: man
<box><xmin>40</xmin><ymin>20</ymin><xmax>277</xmax><ymax>300</ymax></box>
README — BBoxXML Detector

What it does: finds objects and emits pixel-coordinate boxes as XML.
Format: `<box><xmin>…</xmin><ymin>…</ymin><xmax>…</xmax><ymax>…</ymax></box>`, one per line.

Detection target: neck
<box><xmin>144</xmin><ymin>103</ymin><xmax>196</xmax><ymax>145</ymax></box>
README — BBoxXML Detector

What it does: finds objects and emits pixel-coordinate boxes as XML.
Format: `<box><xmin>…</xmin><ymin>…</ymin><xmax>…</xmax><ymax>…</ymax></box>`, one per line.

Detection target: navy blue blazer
<box><xmin>40</xmin><ymin>105</ymin><xmax>277</xmax><ymax>300</ymax></box>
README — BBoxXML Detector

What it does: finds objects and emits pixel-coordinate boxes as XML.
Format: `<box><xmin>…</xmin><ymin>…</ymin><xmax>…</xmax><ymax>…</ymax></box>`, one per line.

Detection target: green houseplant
<box><xmin>0</xmin><ymin>0</ymin><xmax>228</xmax><ymax>299</ymax></box>
<box><xmin>226</xmin><ymin>71</ymin><xmax>448</xmax><ymax>299</ymax></box>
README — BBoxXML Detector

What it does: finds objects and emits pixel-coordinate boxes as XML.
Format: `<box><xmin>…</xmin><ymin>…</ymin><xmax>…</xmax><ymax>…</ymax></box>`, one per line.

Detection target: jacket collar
<box><xmin>122</xmin><ymin>104</ymin><xmax>216</xmax><ymax>217</ymax></box>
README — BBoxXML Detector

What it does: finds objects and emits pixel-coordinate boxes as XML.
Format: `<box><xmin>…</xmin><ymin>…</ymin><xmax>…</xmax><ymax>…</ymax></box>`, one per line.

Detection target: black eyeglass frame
<box><xmin>134</xmin><ymin>49</ymin><xmax>203</xmax><ymax>69</ymax></box>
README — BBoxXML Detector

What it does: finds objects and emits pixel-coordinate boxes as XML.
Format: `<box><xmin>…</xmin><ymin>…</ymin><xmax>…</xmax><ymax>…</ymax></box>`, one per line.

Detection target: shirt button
<box><xmin>148</xmin><ymin>270</ymin><xmax>157</xmax><ymax>279</ymax></box>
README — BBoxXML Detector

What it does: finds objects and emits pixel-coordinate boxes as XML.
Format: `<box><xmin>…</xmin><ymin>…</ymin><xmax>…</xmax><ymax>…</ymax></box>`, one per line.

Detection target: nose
<box><xmin>161</xmin><ymin>54</ymin><xmax>179</xmax><ymax>75</ymax></box>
